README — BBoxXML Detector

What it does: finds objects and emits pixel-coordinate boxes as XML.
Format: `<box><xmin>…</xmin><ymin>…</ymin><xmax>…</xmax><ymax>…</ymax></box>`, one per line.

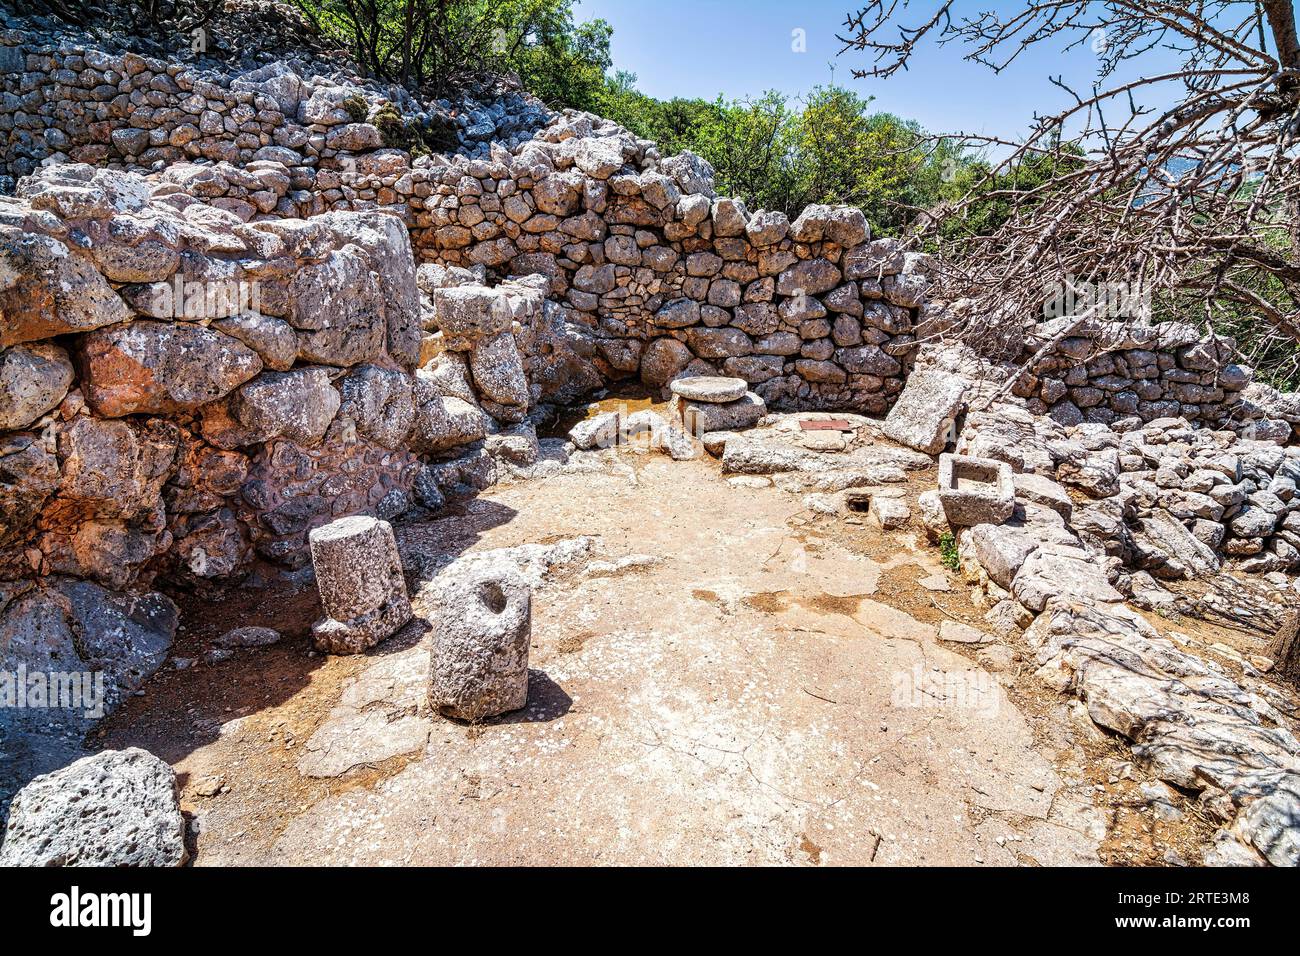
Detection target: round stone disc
<box><xmin>669</xmin><ymin>375</ymin><xmax>748</xmax><ymax>403</ymax></box>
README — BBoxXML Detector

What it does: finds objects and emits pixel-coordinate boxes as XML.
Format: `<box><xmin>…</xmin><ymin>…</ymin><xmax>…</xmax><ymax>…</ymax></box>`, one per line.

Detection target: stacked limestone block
<box><xmin>0</xmin><ymin>162</ymin><xmax>450</xmax><ymax>590</ymax></box>
<box><xmin>925</xmin><ymin>386</ymin><xmax>1300</xmax><ymax>868</ymax></box>
<box><xmin>404</xmin><ymin>113</ymin><xmax>933</xmax><ymax>414</ymax></box>
<box><xmin>667</xmin><ymin>375</ymin><xmax>767</xmax><ymax>435</ymax></box>
<box><xmin>956</xmin><ymin>402</ymin><xmax>1300</xmax><ymax>577</ymax></box>
<box><xmin>1011</xmin><ymin>318</ymin><xmax>1254</xmax><ymax>428</ymax></box>
<box><xmin>3</xmin><ymin>0</ymin><xmax>937</xmax><ymax>417</ymax></box>
<box><xmin>0</xmin><ymin>7</ymin><xmax>552</xmax><ymax>189</ymax></box>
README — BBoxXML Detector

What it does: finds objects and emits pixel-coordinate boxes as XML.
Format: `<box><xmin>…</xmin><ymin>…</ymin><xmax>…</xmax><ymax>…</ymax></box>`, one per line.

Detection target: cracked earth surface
<box><xmin>101</xmin><ymin>448</ymin><xmax>1152</xmax><ymax>865</ymax></box>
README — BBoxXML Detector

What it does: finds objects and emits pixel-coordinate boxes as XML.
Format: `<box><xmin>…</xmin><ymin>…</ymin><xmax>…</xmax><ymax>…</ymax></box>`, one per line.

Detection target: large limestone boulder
<box><xmin>427</xmin><ymin>556</ymin><xmax>532</xmax><ymax>721</ymax></box>
<box><xmin>43</xmin><ymin>416</ymin><xmax>180</xmax><ymax>587</ymax></box>
<box><xmin>0</xmin><ymin>582</ymin><xmax>176</xmax><ymax>799</ymax></box>
<box><xmin>286</xmin><ymin>244</ymin><xmax>386</xmax><ymax>366</ymax></box>
<box><xmin>221</xmin><ymin>367</ymin><xmax>341</xmax><ymax>446</ymax></box>
<box><xmin>409</xmin><ymin>386</ymin><xmax>487</xmax><ymax>454</ymax></box>
<box><xmin>0</xmin><ymin>342</ymin><xmax>74</xmax><ymax>430</ymax></box>
<box><xmin>429</xmin><ymin>285</ymin><xmax>514</xmax><ymax>340</ymax></box>
<box><xmin>337</xmin><ymin>364</ymin><xmax>415</xmax><ymax>449</ymax></box>
<box><xmin>789</xmin><ymin>204</ymin><xmax>869</xmax><ymax>247</ymax></box>
<box><xmin>315</xmin><ymin>211</ymin><xmax>422</xmax><ymax>370</ymax></box>
<box><xmin>213</xmin><ymin>312</ymin><xmax>298</xmax><ymax>371</ymax></box>
<box><xmin>883</xmin><ymin>370</ymin><xmax>971</xmax><ymax>455</ymax></box>
<box><xmin>469</xmin><ymin>331</ymin><xmax>530</xmax><ymax>417</ymax></box>
<box><xmin>776</xmin><ymin>258</ymin><xmax>842</xmax><ymax>296</ymax></box>
<box><xmin>569</xmin><ymin>410</ymin><xmax>621</xmax><ymax>450</ymax></box>
<box><xmin>0</xmin><ymin>231</ymin><xmax>130</xmax><ymax>349</ymax></box>
<box><xmin>78</xmin><ymin>320</ymin><xmax>263</xmax><ymax>417</ymax></box>
<box><xmin>567</xmin><ymin>137</ymin><xmax>627</xmax><ymax>179</ymax></box>
<box><xmin>659</xmin><ymin>150</ymin><xmax>716</xmax><ymax>197</ymax></box>
<box><xmin>231</xmin><ymin>60</ymin><xmax>303</xmax><ymax>115</ymax></box>
<box><xmin>0</xmin><ymin>748</ymin><xmax>186</xmax><ymax>867</ymax></box>
<box><xmin>1011</xmin><ymin>544</ymin><xmax>1124</xmax><ymax>612</ymax></box>
<box><xmin>640</xmin><ymin>337</ymin><xmax>693</xmax><ymax>387</ymax></box>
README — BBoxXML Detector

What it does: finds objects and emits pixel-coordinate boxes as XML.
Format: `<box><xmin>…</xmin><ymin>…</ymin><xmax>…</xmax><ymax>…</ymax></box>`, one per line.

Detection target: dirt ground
<box><xmin>99</xmin><ymin>432</ymin><xmax>1254</xmax><ymax>866</ymax></box>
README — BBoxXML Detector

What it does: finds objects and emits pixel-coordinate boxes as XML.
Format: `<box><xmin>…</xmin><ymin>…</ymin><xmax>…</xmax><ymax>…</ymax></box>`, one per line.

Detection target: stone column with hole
<box><xmin>428</xmin><ymin>557</ymin><xmax>531</xmax><ymax>720</ymax></box>
<box><xmin>308</xmin><ymin>515</ymin><xmax>412</xmax><ymax>654</ymax></box>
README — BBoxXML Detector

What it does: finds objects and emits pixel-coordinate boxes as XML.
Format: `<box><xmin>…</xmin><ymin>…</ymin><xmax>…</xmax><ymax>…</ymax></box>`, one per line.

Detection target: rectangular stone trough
<box><xmin>937</xmin><ymin>452</ymin><xmax>1015</xmax><ymax>526</ymax></box>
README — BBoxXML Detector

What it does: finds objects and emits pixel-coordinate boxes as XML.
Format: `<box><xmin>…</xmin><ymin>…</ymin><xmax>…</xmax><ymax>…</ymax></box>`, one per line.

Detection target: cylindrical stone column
<box><xmin>309</xmin><ymin>515</ymin><xmax>411</xmax><ymax>654</ymax></box>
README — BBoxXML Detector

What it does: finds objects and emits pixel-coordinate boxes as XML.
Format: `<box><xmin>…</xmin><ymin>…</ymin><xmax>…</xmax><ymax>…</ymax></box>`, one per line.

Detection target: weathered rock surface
<box><xmin>79</xmin><ymin>321</ymin><xmax>263</xmax><ymax>417</ymax></box>
<box><xmin>678</xmin><ymin>392</ymin><xmax>766</xmax><ymax>434</ymax></box>
<box><xmin>0</xmin><ymin>343</ymin><xmax>74</xmax><ymax>430</ymax></box>
<box><xmin>883</xmin><ymin>369</ymin><xmax>970</xmax><ymax>454</ymax></box>
<box><xmin>1025</xmin><ymin>600</ymin><xmax>1300</xmax><ymax>866</ymax></box>
<box><xmin>1011</xmin><ymin>544</ymin><xmax>1124</xmax><ymax>612</ymax></box>
<box><xmin>0</xmin><ymin>232</ymin><xmax>130</xmax><ymax>349</ymax></box>
<box><xmin>0</xmin><ymin>748</ymin><xmax>186</xmax><ymax>867</ymax></box>
<box><xmin>409</xmin><ymin>389</ymin><xmax>487</xmax><ymax>454</ymax></box>
<box><xmin>336</xmin><ymin>364</ymin><xmax>415</xmax><ymax>449</ymax></box>
<box><xmin>215</xmin><ymin>367</ymin><xmax>341</xmax><ymax>447</ymax></box>
<box><xmin>309</xmin><ymin>515</ymin><xmax>412</xmax><ymax>654</ymax></box>
<box><xmin>427</xmin><ymin>555</ymin><xmax>532</xmax><ymax>721</ymax></box>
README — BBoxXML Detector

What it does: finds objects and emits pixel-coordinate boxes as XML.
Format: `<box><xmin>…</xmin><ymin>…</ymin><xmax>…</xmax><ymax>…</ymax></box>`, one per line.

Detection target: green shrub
<box><xmin>938</xmin><ymin>533</ymin><xmax>959</xmax><ymax>572</ymax></box>
<box><xmin>371</xmin><ymin>103</ymin><xmax>426</xmax><ymax>157</ymax></box>
<box><xmin>342</xmin><ymin>93</ymin><xmax>369</xmax><ymax>123</ymax></box>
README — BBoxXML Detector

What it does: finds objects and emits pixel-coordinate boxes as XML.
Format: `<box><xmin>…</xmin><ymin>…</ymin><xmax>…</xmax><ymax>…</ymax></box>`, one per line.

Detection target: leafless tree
<box><xmin>839</xmin><ymin>2</ymin><xmax>1300</xmax><ymax>376</ymax></box>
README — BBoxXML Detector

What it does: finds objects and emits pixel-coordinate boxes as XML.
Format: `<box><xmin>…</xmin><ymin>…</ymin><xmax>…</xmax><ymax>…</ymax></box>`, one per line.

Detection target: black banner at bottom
<box><xmin>0</xmin><ymin>864</ymin><xmax>1279</xmax><ymax>943</ymax></box>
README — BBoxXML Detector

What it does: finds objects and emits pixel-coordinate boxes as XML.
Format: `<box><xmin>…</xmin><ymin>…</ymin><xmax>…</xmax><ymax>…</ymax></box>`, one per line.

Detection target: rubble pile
<box><xmin>875</xmin><ymin>348</ymin><xmax>1300</xmax><ymax>867</ymax></box>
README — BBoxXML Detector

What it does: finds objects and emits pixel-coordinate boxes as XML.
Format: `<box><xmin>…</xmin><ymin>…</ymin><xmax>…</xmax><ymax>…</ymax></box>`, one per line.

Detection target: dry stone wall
<box><xmin>1010</xmin><ymin>318</ymin><xmax>1260</xmax><ymax>431</ymax></box>
<box><xmin>0</xmin><ymin>164</ymin><xmax>432</xmax><ymax>589</ymax></box>
<box><xmin>4</xmin><ymin>5</ymin><xmax>1266</xmax><ymax>424</ymax></box>
<box><xmin>1</xmin><ymin>7</ymin><xmax>1291</xmax><ymax>601</ymax></box>
<box><xmin>0</xmin><ymin>6</ymin><xmax>549</xmax><ymax>189</ymax></box>
<box><xmin>0</xmin><ymin>154</ymin><xmax>614</xmax><ymax>593</ymax></box>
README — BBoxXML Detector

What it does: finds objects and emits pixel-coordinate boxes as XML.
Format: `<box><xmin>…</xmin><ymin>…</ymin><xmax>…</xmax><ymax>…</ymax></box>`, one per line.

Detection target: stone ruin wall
<box><xmin>0</xmin><ymin>9</ymin><xmax>548</xmax><ymax>188</ymax></box>
<box><xmin>3</xmin><ymin>10</ymin><xmax>1271</xmax><ymax>428</ymax></box>
<box><xmin>1</xmin><ymin>7</ymin><xmax>1295</xmax><ymax>609</ymax></box>
<box><xmin>1009</xmin><ymin>318</ymin><xmax>1271</xmax><ymax>433</ymax></box>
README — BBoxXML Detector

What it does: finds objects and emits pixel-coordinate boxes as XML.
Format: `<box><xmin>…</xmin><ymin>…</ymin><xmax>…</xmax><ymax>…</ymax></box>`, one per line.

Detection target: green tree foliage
<box><xmin>594</xmin><ymin>82</ymin><xmax>978</xmax><ymax>234</ymax></box>
<box><xmin>290</xmin><ymin>2</ymin><xmax>1004</xmax><ymax>237</ymax></box>
<box><xmin>293</xmin><ymin>0</ymin><xmax>614</xmax><ymax>98</ymax></box>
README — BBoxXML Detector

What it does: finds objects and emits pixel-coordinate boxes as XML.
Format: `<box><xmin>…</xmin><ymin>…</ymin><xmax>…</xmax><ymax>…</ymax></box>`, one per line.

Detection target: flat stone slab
<box><xmin>669</xmin><ymin>375</ymin><xmax>748</xmax><ymax>403</ymax></box>
<box><xmin>884</xmin><ymin>370</ymin><xmax>970</xmax><ymax>454</ymax></box>
<box><xmin>799</xmin><ymin>419</ymin><xmax>854</xmax><ymax>431</ymax></box>
<box><xmin>938</xmin><ymin>620</ymin><xmax>995</xmax><ymax>644</ymax></box>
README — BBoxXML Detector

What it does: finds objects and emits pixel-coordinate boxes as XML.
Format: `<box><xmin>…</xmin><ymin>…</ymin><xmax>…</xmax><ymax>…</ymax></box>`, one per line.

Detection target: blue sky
<box><xmin>575</xmin><ymin>0</ymin><xmax>1186</xmax><ymax>142</ymax></box>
